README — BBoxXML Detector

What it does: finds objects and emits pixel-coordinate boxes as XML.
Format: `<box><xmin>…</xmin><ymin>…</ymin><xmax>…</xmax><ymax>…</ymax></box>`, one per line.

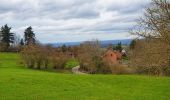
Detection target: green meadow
<box><xmin>0</xmin><ymin>53</ymin><xmax>170</xmax><ymax>100</ymax></box>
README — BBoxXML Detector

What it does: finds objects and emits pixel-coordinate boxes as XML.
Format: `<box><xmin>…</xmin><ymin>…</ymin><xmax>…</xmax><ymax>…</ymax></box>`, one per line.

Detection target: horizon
<box><xmin>47</xmin><ymin>39</ymin><xmax>132</xmax><ymax>47</ymax></box>
<box><xmin>46</xmin><ymin>38</ymin><xmax>132</xmax><ymax>44</ymax></box>
<box><xmin>0</xmin><ymin>0</ymin><xmax>150</xmax><ymax>43</ymax></box>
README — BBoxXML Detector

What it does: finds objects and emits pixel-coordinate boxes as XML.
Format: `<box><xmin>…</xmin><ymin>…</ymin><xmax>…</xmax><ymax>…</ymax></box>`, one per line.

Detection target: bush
<box><xmin>50</xmin><ymin>51</ymin><xmax>69</xmax><ymax>69</ymax></box>
<box><xmin>0</xmin><ymin>42</ymin><xmax>8</xmax><ymax>52</ymax></box>
<box><xmin>110</xmin><ymin>64</ymin><xmax>134</xmax><ymax>74</ymax></box>
<box><xmin>129</xmin><ymin>39</ymin><xmax>170</xmax><ymax>76</ymax></box>
<box><xmin>21</xmin><ymin>44</ymin><xmax>51</xmax><ymax>69</ymax></box>
<box><xmin>65</xmin><ymin>59</ymin><xmax>79</xmax><ymax>69</ymax></box>
<box><xmin>77</xmin><ymin>41</ymin><xmax>104</xmax><ymax>73</ymax></box>
<box><xmin>21</xmin><ymin>44</ymin><xmax>72</xmax><ymax>70</ymax></box>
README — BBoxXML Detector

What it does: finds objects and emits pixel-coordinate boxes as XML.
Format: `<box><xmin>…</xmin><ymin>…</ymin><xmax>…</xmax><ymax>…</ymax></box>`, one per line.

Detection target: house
<box><xmin>121</xmin><ymin>49</ymin><xmax>127</xmax><ymax>57</ymax></box>
<box><xmin>103</xmin><ymin>49</ymin><xmax>122</xmax><ymax>64</ymax></box>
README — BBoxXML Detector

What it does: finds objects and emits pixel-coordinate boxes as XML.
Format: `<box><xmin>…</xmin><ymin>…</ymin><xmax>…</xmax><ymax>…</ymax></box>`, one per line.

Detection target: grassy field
<box><xmin>0</xmin><ymin>53</ymin><xmax>170</xmax><ymax>100</ymax></box>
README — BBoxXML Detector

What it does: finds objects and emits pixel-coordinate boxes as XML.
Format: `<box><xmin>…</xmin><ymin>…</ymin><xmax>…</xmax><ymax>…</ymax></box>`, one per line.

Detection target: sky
<box><xmin>0</xmin><ymin>0</ymin><xmax>151</xmax><ymax>43</ymax></box>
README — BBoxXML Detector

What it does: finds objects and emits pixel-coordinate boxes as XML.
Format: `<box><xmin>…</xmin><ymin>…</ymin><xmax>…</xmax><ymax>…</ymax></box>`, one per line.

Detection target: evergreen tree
<box><xmin>61</xmin><ymin>44</ymin><xmax>67</xmax><ymax>52</ymax></box>
<box><xmin>0</xmin><ymin>24</ymin><xmax>14</xmax><ymax>50</ymax></box>
<box><xmin>24</xmin><ymin>26</ymin><xmax>36</xmax><ymax>45</ymax></box>
<box><xmin>129</xmin><ymin>39</ymin><xmax>136</xmax><ymax>50</ymax></box>
<box><xmin>115</xmin><ymin>42</ymin><xmax>122</xmax><ymax>52</ymax></box>
<box><xmin>20</xmin><ymin>38</ymin><xmax>24</xmax><ymax>46</ymax></box>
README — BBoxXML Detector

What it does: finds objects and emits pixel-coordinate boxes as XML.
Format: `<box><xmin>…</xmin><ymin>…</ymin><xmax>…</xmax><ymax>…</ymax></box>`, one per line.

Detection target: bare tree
<box><xmin>21</xmin><ymin>44</ymin><xmax>52</xmax><ymax>69</ymax></box>
<box><xmin>130</xmin><ymin>39</ymin><xmax>170</xmax><ymax>75</ymax></box>
<box><xmin>50</xmin><ymin>48</ymin><xmax>69</xmax><ymax>69</ymax></box>
<box><xmin>77</xmin><ymin>40</ymin><xmax>107</xmax><ymax>73</ymax></box>
<box><xmin>130</xmin><ymin>0</ymin><xmax>170</xmax><ymax>76</ymax></box>
<box><xmin>132</xmin><ymin>0</ymin><xmax>170</xmax><ymax>44</ymax></box>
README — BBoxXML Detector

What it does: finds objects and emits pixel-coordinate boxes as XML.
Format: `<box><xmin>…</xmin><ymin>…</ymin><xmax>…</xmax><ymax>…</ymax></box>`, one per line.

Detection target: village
<box><xmin>0</xmin><ymin>0</ymin><xmax>170</xmax><ymax>99</ymax></box>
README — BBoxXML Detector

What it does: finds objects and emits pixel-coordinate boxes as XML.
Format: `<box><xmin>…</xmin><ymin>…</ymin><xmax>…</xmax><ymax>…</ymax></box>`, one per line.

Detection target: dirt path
<box><xmin>72</xmin><ymin>66</ymin><xmax>86</xmax><ymax>74</ymax></box>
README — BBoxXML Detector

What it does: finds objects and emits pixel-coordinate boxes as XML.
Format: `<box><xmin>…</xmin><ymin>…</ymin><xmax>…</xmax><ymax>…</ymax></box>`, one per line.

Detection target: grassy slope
<box><xmin>0</xmin><ymin>53</ymin><xmax>170</xmax><ymax>100</ymax></box>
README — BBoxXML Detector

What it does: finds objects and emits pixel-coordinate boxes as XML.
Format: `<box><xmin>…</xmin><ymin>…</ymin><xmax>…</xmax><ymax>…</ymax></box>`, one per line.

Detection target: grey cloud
<box><xmin>0</xmin><ymin>0</ymin><xmax>150</xmax><ymax>43</ymax></box>
<box><xmin>0</xmin><ymin>0</ymin><xmax>99</xmax><ymax>20</ymax></box>
<box><xmin>107</xmin><ymin>0</ymin><xmax>150</xmax><ymax>14</ymax></box>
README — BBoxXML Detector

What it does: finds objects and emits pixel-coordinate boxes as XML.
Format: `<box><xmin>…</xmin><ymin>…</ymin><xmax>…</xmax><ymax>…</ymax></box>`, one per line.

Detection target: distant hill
<box><xmin>49</xmin><ymin>39</ymin><xmax>132</xmax><ymax>47</ymax></box>
<box><xmin>99</xmin><ymin>39</ymin><xmax>132</xmax><ymax>47</ymax></box>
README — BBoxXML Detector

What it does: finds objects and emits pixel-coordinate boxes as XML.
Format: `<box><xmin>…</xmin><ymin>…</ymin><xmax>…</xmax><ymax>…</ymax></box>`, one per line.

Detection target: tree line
<box><xmin>0</xmin><ymin>25</ymin><xmax>36</xmax><ymax>51</ymax></box>
<box><xmin>20</xmin><ymin>41</ymin><xmax>132</xmax><ymax>74</ymax></box>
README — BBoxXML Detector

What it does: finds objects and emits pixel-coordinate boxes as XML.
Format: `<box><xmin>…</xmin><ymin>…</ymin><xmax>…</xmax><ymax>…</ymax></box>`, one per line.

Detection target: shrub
<box><xmin>65</xmin><ymin>59</ymin><xmax>79</xmax><ymax>69</ymax></box>
<box><xmin>77</xmin><ymin>40</ymin><xmax>104</xmax><ymax>73</ymax></box>
<box><xmin>50</xmin><ymin>50</ymin><xmax>69</xmax><ymax>69</ymax></box>
<box><xmin>110</xmin><ymin>64</ymin><xmax>134</xmax><ymax>74</ymax></box>
<box><xmin>21</xmin><ymin>44</ymin><xmax>51</xmax><ymax>69</ymax></box>
<box><xmin>129</xmin><ymin>39</ymin><xmax>170</xmax><ymax>76</ymax></box>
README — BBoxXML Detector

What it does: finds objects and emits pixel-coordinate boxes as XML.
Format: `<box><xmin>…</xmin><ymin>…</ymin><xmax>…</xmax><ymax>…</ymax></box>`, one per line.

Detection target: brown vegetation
<box><xmin>21</xmin><ymin>44</ymin><xmax>70</xmax><ymax>70</ymax></box>
<box><xmin>77</xmin><ymin>41</ymin><xmax>132</xmax><ymax>74</ymax></box>
<box><xmin>130</xmin><ymin>0</ymin><xmax>170</xmax><ymax>76</ymax></box>
<box><xmin>77</xmin><ymin>41</ymin><xmax>104</xmax><ymax>73</ymax></box>
<box><xmin>130</xmin><ymin>39</ymin><xmax>170</xmax><ymax>76</ymax></box>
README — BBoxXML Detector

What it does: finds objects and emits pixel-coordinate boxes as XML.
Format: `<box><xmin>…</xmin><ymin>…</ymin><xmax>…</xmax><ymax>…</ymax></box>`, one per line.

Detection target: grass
<box><xmin>0</xmin><ymin>52</ymin><xmax>170</xmax><ymax>100</ymax></box>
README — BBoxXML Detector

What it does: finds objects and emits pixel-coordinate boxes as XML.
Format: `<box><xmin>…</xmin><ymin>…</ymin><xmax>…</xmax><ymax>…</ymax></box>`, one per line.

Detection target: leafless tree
<box><xmin>21</xmin><ymin>44</ymin><xmax>52</xmax><ymax>69</ymax></box>
<box><xmin>77</xmin><ymin>40</ymin><xmax>109</xmax><ymax>73</ymax></box>
<box><xmin>132</xmin><ymin>0</ymin><xmax>170</xmax><ymax>44</ymax></box>
<box><xmin>130</xmin><ymin>0</ymin><xmax>170</xmax><ymax>76</ymax></box>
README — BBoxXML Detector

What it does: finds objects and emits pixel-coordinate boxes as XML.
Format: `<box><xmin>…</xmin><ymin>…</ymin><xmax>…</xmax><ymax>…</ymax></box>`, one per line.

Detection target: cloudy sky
<box><xmin>0</xmin><ymin>0</ymin><xmax>151</xmax><ymax>43</ymax></box>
